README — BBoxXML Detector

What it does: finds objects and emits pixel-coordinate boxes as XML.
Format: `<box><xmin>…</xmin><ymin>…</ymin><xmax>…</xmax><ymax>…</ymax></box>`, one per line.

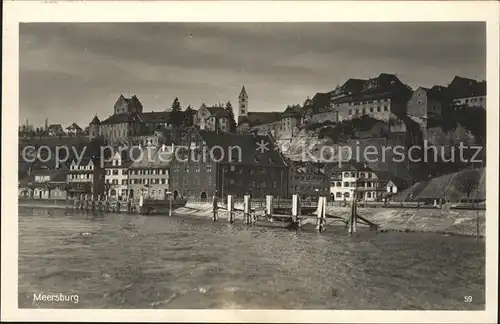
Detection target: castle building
<box><xmin>407</xmin><ymin>86</ymin><xmax>448</xmax><ymax>123</ymax></box>
<box><xmin>88</xmin><ymin>95</ymin><xmax>194</xmax><ymax>144</ymax></box>
<box><xmin>194</xmin><ymin>104</ymin><xmax>231</xmax><ymax>132</ymax></box>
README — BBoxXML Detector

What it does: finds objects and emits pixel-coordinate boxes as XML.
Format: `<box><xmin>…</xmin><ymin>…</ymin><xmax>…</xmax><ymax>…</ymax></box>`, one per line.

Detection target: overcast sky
<box><xmin>19</xmin><ymin>22</ymin><xmax>485</xmax><ymax>128</ymax></box>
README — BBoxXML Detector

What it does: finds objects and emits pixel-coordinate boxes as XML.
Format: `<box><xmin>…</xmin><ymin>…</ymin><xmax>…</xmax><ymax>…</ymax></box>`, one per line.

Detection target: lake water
<box><xmin>18</xmin><ymin>207</ymin><xmax>485</xmax><ymax>309</ymax></box>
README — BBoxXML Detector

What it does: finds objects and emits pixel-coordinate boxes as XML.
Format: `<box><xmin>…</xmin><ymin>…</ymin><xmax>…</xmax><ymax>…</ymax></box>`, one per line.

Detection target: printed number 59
<box><xmin>464</xmin><ymin>296</ymin><xmax>473</xmax><ymax>303</ymax></box>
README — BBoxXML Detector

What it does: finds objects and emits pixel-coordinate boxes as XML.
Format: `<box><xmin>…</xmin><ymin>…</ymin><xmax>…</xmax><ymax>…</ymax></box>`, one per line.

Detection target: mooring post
<box><xmin>116</xmin><ymin>200</ymin><xmax>121</xmax><ymax>213</ymax></box>
<box><xmin>243</xmin><ymin>195</ymin><xmax>250</xmax><ymax>224</ymax></box>
<box><xmin>139</xmin><ymin>193</ymin><xmax>144</xmax><ymax>214</ymax></box>
<box><xmin>266</xmin><ymin>195</ymin><xmax>274</xmax><ymax>223</ymax></box>
<box><xmin>316</xmin><ymin>196</ymin><xmax>326</xmax><ymax>233</ymax></box>
<box><xmin>227</xmin><ymin>195</ymin><xmax>234</xmax><ymax>223</ymax></box>
<box><xmin>168</xmin><ymin>193</ymin><xmax>173</xmax><ymax>217</ymax></box>
<box><xmin>349</xmin><ymin>196</ymin><xmax>357</xmax><ymax>235</ymax></box>
<box><xmin>292</xmin><ymin>194</ymin><xmax>300</xmax><ymax>227</ymax></box>
<box><xmin>212</xmin><ymin>195</ymin><xmax>218</xmax><ymax>221</ymax></box>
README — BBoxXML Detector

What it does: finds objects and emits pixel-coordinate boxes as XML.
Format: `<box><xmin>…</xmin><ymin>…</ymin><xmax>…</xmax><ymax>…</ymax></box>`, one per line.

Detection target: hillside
<box><xmin>392</xmin><ymin>167</ymin><xmax>485</xmax><ymax>202</ymax></box>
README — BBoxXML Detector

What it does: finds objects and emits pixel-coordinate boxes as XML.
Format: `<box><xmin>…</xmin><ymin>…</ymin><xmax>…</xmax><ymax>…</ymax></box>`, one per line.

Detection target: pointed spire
<box><xmin>239</xmin><ymin>85</ymin><xmax>248</xmax><ymax>99</ymax></box>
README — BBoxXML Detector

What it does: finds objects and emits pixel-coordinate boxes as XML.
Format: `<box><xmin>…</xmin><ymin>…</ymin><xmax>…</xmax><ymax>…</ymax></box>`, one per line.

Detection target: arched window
<box><xmin>344</xmin><ymin>192</ymin><xmax>350</xmax><ymax>198</ymax></box>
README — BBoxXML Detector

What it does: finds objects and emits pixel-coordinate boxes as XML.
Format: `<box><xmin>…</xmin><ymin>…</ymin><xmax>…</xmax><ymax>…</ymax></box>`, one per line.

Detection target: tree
<box><xmin>183</xmin><ymin>105</ymin><xmax>195</xmax><ymax>127</ymax></box>
<box><xmin>225</xmin><ymin>101</ymin><xmax>236</xmax><ymax>132</ymax></box>
<box><xmin>170</xmin><ymin>97</ymin><xmax>183</xmax><ymax>127</ymax></box>
<box><xmin>457</xmin><ymin>170</ymin><xmax>481</xmax><ymax>202</ymax></box>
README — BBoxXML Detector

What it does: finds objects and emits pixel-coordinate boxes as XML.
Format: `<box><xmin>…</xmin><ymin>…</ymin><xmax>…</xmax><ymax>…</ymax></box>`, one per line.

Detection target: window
<box><xmin>344</xmin><ymin>192</ymin><xmax>350</xmax><ymax>198</ymax></box>
<box><xmin>161</xmin><ymin>178</ymin><xmax>166</xmax><ymax>184</ymax></box>
<box><xmin>331</xmin><ymin>182</ymin><xmax>335</xmax><ymax>187</ymax></box>
<box><xmin>370</xmin><ymin>107</ymin><xmax>373</xmax><ymax>113</ymax></box>
<box><xmin>350</xmin><ymin>182</ymin><xmax>356</xmax><ymax>187</ymax></box>
<box><xmin>377</xmin><ymin>106</ymin><xmax>381</xmax><ymax>112</ymax></box>
<box><xmin>384</xmin><ymin>105</ymin><xmax>388</xmax><ymax>111</ymax></box>
<box><xmin>367</xmin><ymin>192</ymin><xmax>371</xmax><ymax>198</ymax></box>
<box><xmin>337</xmin><ymin>181</ymin><xmax>342</xmax><ymax>187</ymax></box>
<box><xmin>113</xmin><ymin>170</ymin><xmax>119</xmax><ymax>175</ymax></box>
<box><xmin>336</xmin><ymin>192</ymin><xmax>342</xmax><ymax>198</ymax></box>
<box><xmin>343</xmin><ymin>182</ymin><xmax>349</xmax><ymax>187</ymax></box>
<box><xmin>122</xmin><ymin>180</ymin><xmax>128</xmax><ymax>185</ymax></box>
<box><xmin>348</xmin><ymin>109</ymin><xmax>352</xmax><ymax>115</ymax></box>
<box><xmin>362</xmin><ymin>108</ymin><xmax>366</xmax><ymax>114</ymax></box>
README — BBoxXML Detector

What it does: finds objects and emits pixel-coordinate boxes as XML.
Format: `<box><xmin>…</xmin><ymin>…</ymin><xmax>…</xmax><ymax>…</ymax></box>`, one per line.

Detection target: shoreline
<box><xmin>18</xmin><ymin>200</ymin><xmax>485</xmax><ymax>238</ymax></box>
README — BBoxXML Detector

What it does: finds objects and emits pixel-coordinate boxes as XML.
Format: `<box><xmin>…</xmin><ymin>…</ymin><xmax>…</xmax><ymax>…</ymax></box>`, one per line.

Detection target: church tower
<box><xmin>238</xmin><ymin>85</ymin><xmax>248</xmax><ymax>124</ymax></box>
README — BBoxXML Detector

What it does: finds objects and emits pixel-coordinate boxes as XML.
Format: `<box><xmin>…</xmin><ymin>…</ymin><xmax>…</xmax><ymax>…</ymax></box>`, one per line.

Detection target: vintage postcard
<box><xmin>2</xmin><ymin>1</ymin><xmax>499</xmax><ymax>323</ymax></box>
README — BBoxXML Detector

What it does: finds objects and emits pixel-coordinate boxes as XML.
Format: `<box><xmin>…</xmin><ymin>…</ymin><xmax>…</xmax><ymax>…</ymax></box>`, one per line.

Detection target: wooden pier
<box><xmin>213</xmin><ymin>193</ymin><xmax>379</xmax><ymax>234</ymax></box>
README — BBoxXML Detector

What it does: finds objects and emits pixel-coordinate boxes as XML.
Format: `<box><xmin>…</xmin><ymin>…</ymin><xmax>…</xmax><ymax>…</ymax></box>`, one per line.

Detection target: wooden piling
<box><xmin>266</xmin><ymin>195</ymin><xmax>274</xmax><ymax>223</ymax></box>
<box><xmin>212</xmin><ymin>195</ymin><xmax>218</xmax><ymax>221</ymax></box>
<box><xmin>168</xmin><ymin>194</ymin><xmax>173</xmax><ymax>217</ymax></box>
<box><xmin>227</xmin><ymin>195</ymin><xmax>234</xmax><ymax>223</ymax></box>
<box><xmin>243</xmin><ymin>195</ymin><xmax>250</xmax><ymax>224</ymax></box>
<box><xmin>292</xmin><ymin>194</ymin><xmax>300</xmax><ymax>227</ymax></box>
<box><xmin>316</xmin><ymin>196</ymin><xmax>326</xmax><ymax>233</ymax></box>
<box><xmin>349</xmin><ymin>197</ymin><xmax>357</xmax><ymax>235</ymax></box>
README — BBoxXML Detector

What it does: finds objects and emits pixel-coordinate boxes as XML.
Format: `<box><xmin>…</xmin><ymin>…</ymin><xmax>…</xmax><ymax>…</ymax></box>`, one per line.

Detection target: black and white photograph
<box><xmin>2</xmin><ymin>1</ymin><xmax>499</xmax><ymax>323</ymax></box>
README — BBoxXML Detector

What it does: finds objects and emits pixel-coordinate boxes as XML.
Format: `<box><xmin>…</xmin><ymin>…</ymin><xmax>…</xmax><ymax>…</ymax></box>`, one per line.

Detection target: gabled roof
<box><xmin>242</xmin><ymin>112</ymin><xmax>282</xmax><ymax>127</ymax></box>
<box><xmin>48</xmin><ymin>124</ymin><xmax>63</xmax><ymax>130</ymax></box>
<box><xmin>66</xmin><ymin>123</ymin><xmax>83</xmax><ymax>130</ymax></box>
<box><xmin>100</xmin><ymin>113</ymin><xmax>144</xmax><ymax>125</ymax></box>
<box><xmin>341</xmin><ymin>78</ymin><xmax>367</xmax><ymax>94</ymax></box>
<box><xmin>448</xmin><ymin>76</ymin><xmax>486</xmax><ymax>99</ymax></box>
<box><xmin>282</xmin><ymin>105</ymin><xmax>301</xmax><ymax>118</ymax></box>
<box><xmin>90</xmin><ymin>116</ymin><xmax>101</xmax><ymax>125</ymax></box>
<box><xmin>128</xmin><ymin>147</ymin><xmax>173</xmax><ymax>169</ymax></box>
<box><xmin>207</xmin><ymin>106</ymin><xmax>230</xmax><ymax>118</ymax></box>
<box><xmin>139</xmin><ymin>111</ymin><xmax>172</xmax><ymax>124</ymax></box>
<box><xmin>196</xmin><ymin>130</ymin><xmax>287</xmax><ymax>166</ymax></box>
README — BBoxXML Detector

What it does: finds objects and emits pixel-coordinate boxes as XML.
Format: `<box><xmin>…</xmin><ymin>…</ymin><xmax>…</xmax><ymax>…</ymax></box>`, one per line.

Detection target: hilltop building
<box><xmin>447</xmin><ymin>76</ymin><xmax>486</xmax><ymax>110</ymax></box>
<box><xmin>89</xmin><ymin>95</ymin><xmax>195</xmax><ymax>144</ymax></box>
<box><xmin>194</xmin><ymin>103</ymin><xmax>231</xmax><ymax>132</ymax></box>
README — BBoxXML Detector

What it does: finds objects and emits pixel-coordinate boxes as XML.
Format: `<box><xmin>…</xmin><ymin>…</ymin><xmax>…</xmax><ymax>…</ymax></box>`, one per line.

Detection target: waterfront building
<box><xmin>288</xmin><ymin>160</ymin><xmax>330</xmax><ymax>200</ymax></box>
<box><xmin>329</xmin><ymin>161</ymin><xmax>403</xmax><ymax>202</ymax></box>
<box><xmin>104</xmin><ymin>151</ymin><xmax>132</xmax><ymax>200</ymax></box>
<box><xmin>65</xmin><ymin>142</ymin><xmax>106</xmax><ymax>199</ymax></box>
<box><xmin>127</xmin><ymin>147</ymin><xmax>172</xmax><ymax>200</ymax></box>
<box><xmin>18</xmin><ymin>168</ymin><xmax>69</xmax><ymax>200</ymax></box>
<box><xmin>170</xmin><ymin>128</ymin><xmax>289</xmax><ymax>199</ymax></box>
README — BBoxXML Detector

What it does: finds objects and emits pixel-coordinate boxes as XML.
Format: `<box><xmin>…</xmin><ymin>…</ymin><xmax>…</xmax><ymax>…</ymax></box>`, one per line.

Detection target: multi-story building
<box><xmin>89</xmin><ymin>94</ymin><xmax>194</xmax><ymax>144</ymax></box>
<box><xmin>127</xmin><ymin>147</ymin><xmax>171</xmax><ymax>200</ymax></box>
<box><xmin>104</xmin><ymin>151</ymin><xmax>132</xmax><ymax>200</ymax></box>
<box><xmin>194</xmin><ymin>104</ymin><xmax>231</xmax><ymax>132</ymax></box>
<box><xmin>65</xmin><ymin>142</ymin><xmax>106</xmax><ymax>199</ymax></box>
<box><xmin>288</xmin><ymin>160</ymin><xmax>330</xmax><ymax>199</ymax></box>
<box><xmin>332</xmin><ymin>73</ymin><xmax>413</xmax><ymax>122</ymax></box>
<box><xmin>329</xmin><ymin>161</ymin><xmax>403</xmax><ymax>202</ymax></box>
<box><xmin>407</xmin><ymin>86</ymin><xmax>448</xmax><ymax>123</ymax></box>
<box><xmin>169</xmin><ymin>128</ymin><xmax>289</xmax><ymax>199</ymax></box>
<box><xmin>447</xmin><ymin>76</ymin><xmax>486</xmax><ymax>110</ymax></box>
